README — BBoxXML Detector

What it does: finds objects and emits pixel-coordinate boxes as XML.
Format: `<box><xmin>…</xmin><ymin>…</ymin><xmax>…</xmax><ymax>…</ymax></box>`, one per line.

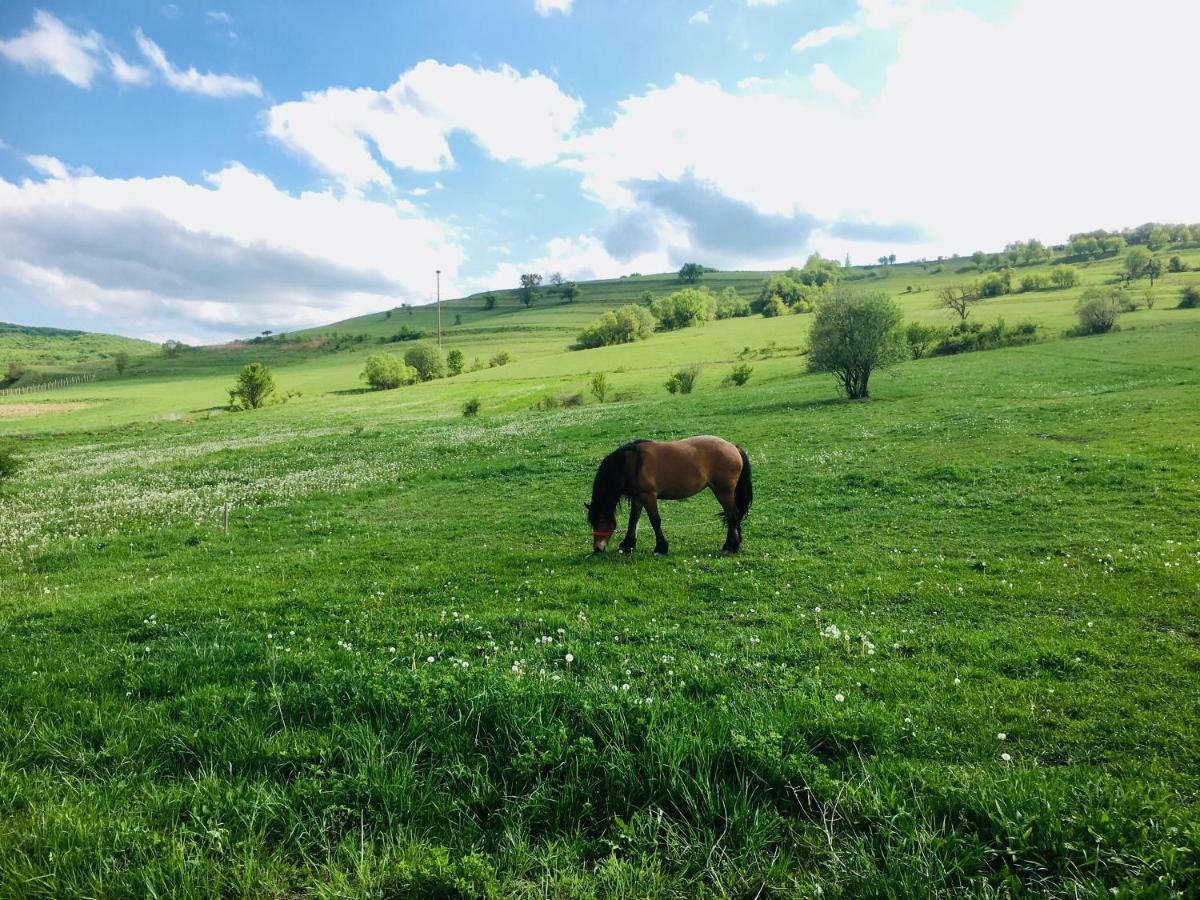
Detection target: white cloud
<box><xmin>0</xmin><ymin>162</ymin><xmax>464</xmax><ymax>341</ymax></box>
<box><xmin>689</xmin><ymin>10</ymin><xmax>710</xmax><ymax>25</ymax></box>
<box><xmin>792</xmin><ymin>23</ymin><xmax>862</xmax><ymax>52</ymax></box>
<box><xmin>25</xmin><ymin>155</ymin><xmax>70</xmax><ymax>180</ymax></box>
<box><xmin>268</xmin><ymin>60</ymin><xmax>582</xmax><ymax>188</ymax></box>
<box><xmin>534</xmin><ymin>0</ymin><xmax>573</xmax><ymax>15</ymax></box>
<box><xmin>106</xmin><ymin>49</ymin><xmax>152</xmax><ymax>86</ymax></box>
<box><xmin>134</xmin><ymin>29</ymin><xmax>261</xmax><ymax>97</ymax></box>
<box><xmin>0</xmin><ymin>10</ymin><xmax>104</xmax><ymax>88</ymax></box>
<box><xmin>746</xmin><ymin>0</ymin><xmax>783</xmax><ymax>6</ymax></box>
<box><xmin>207</xmin><ymin>11</ymin><xmax>233</xmax><ymax>24</ymax></box>
<box><xmin>809</xmin><ymin>63</ymin><xmax>859</xmax><ymax>105</ymax></box>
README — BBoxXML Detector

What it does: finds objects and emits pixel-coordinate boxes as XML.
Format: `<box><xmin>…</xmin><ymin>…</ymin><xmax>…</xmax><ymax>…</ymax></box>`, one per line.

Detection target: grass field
<box><xmin>1</xmin><ymin>251</ymin><xmax>1199</xmax><ymax>896</ymax></box>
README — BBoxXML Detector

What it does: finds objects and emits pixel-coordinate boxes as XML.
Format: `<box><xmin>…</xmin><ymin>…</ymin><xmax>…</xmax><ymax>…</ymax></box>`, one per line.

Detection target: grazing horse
<box><xmin>586</xmin><ymin>436</ymin><xmax>752</xmax><ymax>555</ymax></box>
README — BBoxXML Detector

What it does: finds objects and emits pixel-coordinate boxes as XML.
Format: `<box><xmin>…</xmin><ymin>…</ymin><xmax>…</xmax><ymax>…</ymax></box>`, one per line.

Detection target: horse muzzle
<box><xmin>592</xmin><ymin>530</ymin><xmax>614</xmax><ymax>553</ymax></box>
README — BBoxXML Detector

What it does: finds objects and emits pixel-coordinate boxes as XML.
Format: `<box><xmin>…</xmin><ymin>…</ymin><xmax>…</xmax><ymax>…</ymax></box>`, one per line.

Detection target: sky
<box><xmin>1</xmin><ymin>0</ymin><xmax>1198</xmax><ymax>344</ymax></box>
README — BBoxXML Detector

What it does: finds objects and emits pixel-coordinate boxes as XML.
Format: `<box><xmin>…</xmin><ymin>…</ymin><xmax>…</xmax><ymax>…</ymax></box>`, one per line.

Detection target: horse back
<box><xmin>635</xmin><ymin>436</ymin><xmax>742</xmax><ymax>500</ymax></box>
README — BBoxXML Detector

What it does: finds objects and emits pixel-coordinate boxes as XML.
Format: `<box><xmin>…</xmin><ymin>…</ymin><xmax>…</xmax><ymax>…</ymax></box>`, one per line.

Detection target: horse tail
<box><xmin>734</xmin><ymin>446</ymin><xmax>753</xmax><ymax>520</ymax></box>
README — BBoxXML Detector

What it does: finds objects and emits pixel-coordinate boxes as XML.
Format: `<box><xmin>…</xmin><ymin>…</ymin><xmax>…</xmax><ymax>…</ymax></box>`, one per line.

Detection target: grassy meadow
<box><xmin>1</xmin><ymin>250</ymin><xmax>1199</xmax><ymax>896</ymax></box>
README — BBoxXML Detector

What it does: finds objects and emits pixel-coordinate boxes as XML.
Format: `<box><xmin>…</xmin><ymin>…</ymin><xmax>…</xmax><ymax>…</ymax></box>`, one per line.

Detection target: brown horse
<box><xmin>586</xmin><ymin>436</ymin><xmax>752</xmax><ymax>555</ymax></box>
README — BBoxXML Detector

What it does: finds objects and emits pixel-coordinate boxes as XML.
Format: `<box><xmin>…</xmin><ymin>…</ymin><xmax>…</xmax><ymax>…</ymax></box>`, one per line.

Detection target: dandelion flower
<box><xmin>997</xmin><ymin>732</ymin><xmax>1006</xmax><ymax>740</ymax></box>
<box><xmin>565</xmin><ymin>653</ymin><xmax>574</xmax><ymax>663</ymax></box>
<box><xmin>1001</xmin><ymin>752</ymin><xmax>1012</xmax><ymax>762</ymax></box>
<box><xmin>954</xmin><ymin>677</ymin><xmax>961</xmax><ymax>685</ymax></box>
<box><xmin>426</xmin><ymin>656</ymin><xmax>435</xmax><ymax>663</ymax></box>
<box><xmin>835</xmin><ymin>693</ymin><xmax>845</xmax><ymax>703</ymax></box>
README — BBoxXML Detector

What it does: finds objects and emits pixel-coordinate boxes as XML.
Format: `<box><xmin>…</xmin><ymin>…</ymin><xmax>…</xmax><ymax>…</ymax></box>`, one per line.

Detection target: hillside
<box><xmin>0</xmin><ymin>321</ymin><xmax>159</xmax><ymax>387</ymax></box>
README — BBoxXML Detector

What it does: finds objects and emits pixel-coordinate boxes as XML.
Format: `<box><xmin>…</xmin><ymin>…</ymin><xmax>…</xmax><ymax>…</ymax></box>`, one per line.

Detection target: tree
<box><xmin>1050</xmin><ymin>266</ymin><xmax>1080</xmax><ymax>289</ymax></box>
<box><xmin>576</xmin><ymin>305</ymin><xmax>655</xmax><ymax>348</ymax></box>
<box><xmin>939</xmin><ymin>285</ymin><xmax>976</xmax><ymax>321</ymax></box>
<box><xmin>361</xmin><ymin>354</ymin><xmax>417</xmax><ymax>390</ymax></box>
<box><xmin>590</xmin><ymin>371</ymin><xmax>609</xmax><ymax>402</ymax></box>
<box><xmin>548</xmin><ymin>272</ymin><xmax>565</xmax><ymax>288</ymax></box>
<box><xmin>807</xmin><ymin>291</ymin><xmax>907</xmax><ymax>400</ymax></box>
<box><xmin>114</xmin><ymin>351</ymin><xmax>129</xmax><ymax>375</ymax></box>
<box><xmin>677</xmin><ymin>262</ymin><xmax>705</xmax><ymax>284</ymax></box>
<box><xmin>652</xmin><ymin>288</ymin><xmax>715</xmax><ymax>330</ymax></box>
<box><xmin>1168</xmin><ymin>255</ymin><xmax>1187</xmax><ymax>273</ymax></box>
<box><xmin>1124</xmin><ymin>247</ymin><xmax>1151</xmax><ymax>281</ymax></box>
<box><xmin>561</xmin><ymin>282</ymin><xmax>581</xmax><ymax>303</ymax></box>
<box><xmin>888</xmin><ymin>254</ymin><xmax>897</xmax><ymax>265</ymax></box>
<box><xmin>714</xmin><ymin>287</ymin><xmax>750</xmax><ymax>319</ymax></box>
<box><xmin>483</xmin><ymin>293</ymin><xmax>497</xmax><ymax>310</ymax></box>
<box><xmin>1147</xmin><ymin>226</ymin><xmax>1170</xmax><ymax>250</ymax></box>
<box><xmin>971</xmin><ymin>251</ymin><xmax>987</xmax><ymax>269</ymax></box>
<box><xmin>228</xmin><ymin>363</ymin><xmax>277</xmax><ymax>410</ymax></box>
<box><xmin>518</xmin><ymin>273</ymin><xmax>542</xmax><ymax>307</ymax></box>
<box><xmin>162</xmin><ymin>339</ymin><xmax>185</xmax><ymax>358</ymax></box>
<box><xmin>403</xmin><ymin>342</ymin><xmax>445</xmax><ymax>380</ymax></box>
<box><xmin>1146</xmin><ymin>256</ymin><xmax>1164</xmax><ymax>286</ymax></box>
<box><xmin>446</xmin><ymin>348</ymin><xmax>465</xmax><ymax>376</ymax></box>
<box><xmin>261</xmin><ymin>330</ymin><xmax>273</xmax><ymax>338</ymax></box>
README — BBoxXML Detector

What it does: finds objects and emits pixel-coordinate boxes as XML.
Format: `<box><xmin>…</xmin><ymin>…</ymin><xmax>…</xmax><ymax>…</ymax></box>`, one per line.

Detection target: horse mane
<box><xmin>590</xmin><ymin>440</ymin><xmax>647</xmax><ymax>515</ymax></box>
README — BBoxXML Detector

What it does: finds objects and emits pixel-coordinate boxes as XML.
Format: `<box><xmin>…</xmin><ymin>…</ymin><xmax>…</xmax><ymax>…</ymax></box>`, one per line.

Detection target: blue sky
<box><xmin>1</xmin><ymin>0</ymin><xmax>1196</xmax><ymax>342</ymax></box>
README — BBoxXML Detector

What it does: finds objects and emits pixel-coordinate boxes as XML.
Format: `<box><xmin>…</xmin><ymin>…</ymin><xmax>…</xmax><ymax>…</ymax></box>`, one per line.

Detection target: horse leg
<box><xmin>619</xmin><ymin>500</ymin><xmax>642</xmax><ymax>553</ymax></box>
<box><xmin>644</xmin><ymin>496</ymin><xmax>669</xmax><ymax>556</ymax></box>
<box><xmin>714</xmin><ymin>487</ymin><xmax>742</xmax><ymax>554</ymax></box>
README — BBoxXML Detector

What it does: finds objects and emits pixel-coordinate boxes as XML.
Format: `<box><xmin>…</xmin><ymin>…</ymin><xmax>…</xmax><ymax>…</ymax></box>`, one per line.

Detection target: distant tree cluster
<box><xmin>576</xmin><ymin>305</ymin><xmax>656</xmax><ymax>348</ymax></box>
<box><xmin>1067</xmin><ymin>223</ymin><xmax>1198</xmax><ymax>260</ymax></box>
<box><xmin>754</xmin><ymin>254</ymin><xmax>841</xmax><ymax>317</ymax></box>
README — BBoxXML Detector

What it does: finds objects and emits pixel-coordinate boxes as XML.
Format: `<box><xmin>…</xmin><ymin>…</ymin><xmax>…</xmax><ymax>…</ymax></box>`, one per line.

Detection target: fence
<box><xmin>0</xmin><ymin>372</ymin><xmax>97</xmax><ymax>397</ymax></box>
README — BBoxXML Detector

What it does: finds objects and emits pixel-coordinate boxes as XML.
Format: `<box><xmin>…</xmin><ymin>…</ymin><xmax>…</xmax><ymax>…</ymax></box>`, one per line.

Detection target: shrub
<box><xmin>576</xmin><ymin>305</ymin><xmax>655</xmax><ymax>349</ymax></box>
<box><xmin>489</xmin><ymin>350</ymin><xmax>513</xmax><ymax>368</ymax></box>
<box><xmin>931</xmin><ymin>320</ymin><xmax>1039</xmax><ymax>356</ymax></box>
<box><xmin>905</xmin><ymin>322</ymin><xmax>945</xmax><ymax>359</ymax></box>
<box><xmin>114</xmin><ymin>351</ymin><xmax>129</xmax><ymax>375</ymax></box>
<box><xmin>462</xmin><ymin>397</ymin><xmax>481</xmax><ymax>417</ymax></box>
<box><xmin>404</xmin><ymin>342</ymin><xmax>445</xmax><ymax>380</ymax></box>
<box><xmin>1073</xmin><ymin>288</ymin><xmax>1121</xmax><ymax>334</ymax></box>
<box><xmin>228</xmin><ymin>363</ymin><xmax>277</xmax><ymax>410</ymax></box>
<box><xmin>590</xmin><ymin>372</ymin><xmax>609</xmax><ymax>402</ymax></box>
<box><xmin>652</xmin><ymin>288</ymin><xmax>715</xmax><ymax>330</ymax></box>
<box><xmin>724</xmin><ymin>363</ymin><xmax>753</xmax><ymax>386</ymax></box>
<box><xmin>0</xmin><ymin>444</ymin><xmax>21</xmax><ymax>486</ymax></box>
<box><xmin>483</xmin><ymin>294</ymin><xmax>497</xmax><ymax>310</ymax></box>
<box><xmin>361</xmin><ymin>354</ymin><xmax>418</xmax><ymax>390</ymax></box>
<box><xmin>446</xmin><ymin>349</ymin><xmax>465</xmax><ymax>376</ymax></box>
<box><xmin>977</xmin><ymin>270</ymin><xmax>1012</xmax><ymax>298</ymax></box>
<box><xmin>1167</xmin><ymin>255</ymin><xmax>1187</xmax><ymax>273</ymax></box>
<box><xmin>665</xmin><ymin>364</ymin><xmax>702</xmax><ymax>395</ymax></box>
<box><xmin>1050</xmin><ymin>266</ymin><xmax>1081</xmax><ymax>289</ymax></box>
<box><xmin>384</xmin><ymin>325</ymin><xmax>423</xmax><ymax>343</ymax></box>
<box><xmin>757</xmin><ymin>274</ymin><xmax>820</xmax><ymax>315</ymax></box>
<box><xmin>1178</xmin><ymin>285</ymin><xmax>1200</xmax><ymax>308</ymax></box>
<box><xmin>1019</xmin><ymin>272</ymin><xmax>1050</xmax><ymax>292</ymax></box>
<box><xmin>760</xmin><ymin>294</ymin><xmax>789</xmax><ymax>318</ymax></box>
<box><xmin>807</xmin><ymin>291</ymin><xmax>906</xmax><ymax>400</ymax></box>
<box><xmin>714</xmin><ymin>287</ymin><xmax>751</xmax><ymax>319</ymax></box>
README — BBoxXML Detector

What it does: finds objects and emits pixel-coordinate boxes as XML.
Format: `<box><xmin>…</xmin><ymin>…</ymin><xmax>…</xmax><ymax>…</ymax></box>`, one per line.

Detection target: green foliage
<box><xmin>905</xmin><ymin>322</ymin><xmax>944</xmax><ymax>359</ymax></box>
<box><xmin>227</xmin><ymin>362</ymin><xmax>277</xmax><ymax>410</ymax></box>
<box><xmin>931</xmin><ymin>320</ymin><xmax>1039</xmax><ymax>356</ymax></box>
<box><xmin>0</xmin><ymin>444</ymin><xmax>20</xmax><ymax>485</ymax></box>
<box><xmin>757</xmin><ymin>274</ymin><xmax>821</xmax><ymax>315</ymax></box>
<box><xmin>1050</xmin><ymin>266</ymin><xmax>1081</xmax><ymax>289</ymax></box>
<box><xmin>113</xmin><ymin>351</ymin><xmax>130</xmax><ymax>375</ymax></box>
<box><xmin>519</xmin><ymin>273</ymin><xmax>542</xmax><ymax>307</ymax></box>
<box><xmin>1124</xmin><ymin>247</ymin><xmax>1152</xmax><ymax>281</ymax></box>
<box><xmin>677</xmin><ymin>262</ymin><xmax>705</xmax><ymax>284</ymax></box>
<box><xmin>1073</xmin><ymin>288</ymin><xmax>1122</xmax><ymax>335</ymax></box>
<box><xmin>1178</xmin><ymin>285</ymin><xmax>1200</xmax><ymax>309</ymax></box>
<box><xmin>714</xmin><ymin>287</ymin><xmax>751</xmax><ymax>319</ymax></box>
<box><xmin>590</xmin><ymin>371</ymin><xmax>609</xmax><ymax>402</ymax></box>
<box><xmin>977</xmin><ymin>269</ymin><xmax>1013</xmax><ymax>298</ymax></box>
<box><xmin>361</xmin><ymin>354</ymin><xmax>418</xmax><ymax>390</ymax></box>
<box><xmin>489</xmin><ymin>350</ymin><xmax>513</xmax><ymax>367</ymax></box>
<box><xmin>665</xmin><ymin>363</ymin><xmax>702</xmax><ymax>394</ymax></box>
<box><xmin>576</xmin><ymin>305</ymin><xmax>656</xmax><ymax>349</ymax></box>
<box><xmin>483</xmin><ymin>293</ymin><xmax>497</xmax><ymax>310</ymax></box>
<box><xmin>652</xmin><ymin>288</ymin><xmax>715</xmax><ymax>331</ymax></box>
<box><xmin>807</xmin><ymin>291</ymin><xmax>906</xmax><ymax>399</ymax></box>
<box><xmin>1168</xmin><ymin>255</ymin><xmax>1187</xmax><ymax>273</ymax></box>
<box><xmin>462</xmin><ymin>397</ymin><xmax>481</xmax><ymax>417</ymax></box>
<box><xmin>403</xmin><ymin>342</ymin><xmax>445</xmax><ymax>381</ymax></box>
<box><xmin>446</xmin><ymin>349</ymin><xmax>465</xmax><ymax>376</ymax></box>
<box><xmin>383</xmin><ymin>325</ymin><xmax>423</xmax><ymax>343</ymax></box>
<box><xmin>162</xmin><ymin>339</ymin><xmax>185</xmax><ymax>358</ymax></box>
<box><xmin>791</xmin><ymin>253</ymin><xmax>842</xmax><ymax>287</ymax></box>
<box><xmin>724</xmin><ymin>363</ymin><xmax>753</xmax><ymax>386</ymax></box>
<box><xmin>760</xmin><ymin>294</ymin><xmax>789</xmax><ymax>318</ymax></box>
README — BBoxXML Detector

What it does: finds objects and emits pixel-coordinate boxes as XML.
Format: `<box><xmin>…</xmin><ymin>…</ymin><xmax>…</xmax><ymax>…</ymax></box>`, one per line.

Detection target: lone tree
<box><xmin>1123</xmin><ymin>247</ymin><xmax>1151</xmax><ymax>282</ymax></box>
<box><xmin>446</xmin><ymin>348</ymin><xmax>465</xmax><ymax>376</ymax></box>
<box><xmin>561</xmin><ymin>281</ymin><xmax>581</xmax><ymax>303</ymax></box>
<box><xmin>162</xmin><ymin>339</ymin><xmax>185</xmax><ymax>358</ymax></box>
<box><xmin>1145</xmin><ymin>256</ymin><xmax>1164</xmax><ymax>286</ymax></box>
<box><xmin>938</xmin><ymin>285</ymin><xmax>976</xmax><ymax>321</ymax></box>
<box><xmin>114</xmin><ymin>351</ymin><xmax>129</xmax><ymax>375</ymax></box>
<box><xmin>519</xmin><ymin>273</ymin><xmax>542</xmax><ymax>307</ymax></box>
<box><xmin>228</xmin><ymin>363</ymin><xmax>276</xmax><ymax>410</ymax></box>
<box><xmin>548</xmin><ymin>272</ymin><xmax>565</xmax><ymax>288</ymax></box>
<box><xmin>678</xmin><ymin>262</ymin><xmax>705</xmax><ymax>284</ymax></box>
<box><xmin>403</xmin><ymin>342</ymin><xmax>445</xmax><ymax>381</ymax></box>
<box><xmin>483</xmin><ymin>293</ymin><xmax>497</xmax><ymax>310</ymax></box>
<box><xmin>807</xmin><ymin>291</ymin><xmax>906</xmax><ymax>400</ymax></box>
<box><xmin>361</xmin><ymin>354</ymin><xmax>416</xmax><ymax>390</ymax></box>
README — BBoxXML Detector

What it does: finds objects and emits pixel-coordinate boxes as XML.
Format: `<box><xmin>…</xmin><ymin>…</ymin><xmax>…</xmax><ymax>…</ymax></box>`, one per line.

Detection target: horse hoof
<box><xmin>619</xmin><ymin>545</ymin><xmax>634</xmax><ymax>554</ymax></box>
<box><xmin>654</xmin><ymin>548</ymin><xmax>669</xmax><ymax>557</ymax></box>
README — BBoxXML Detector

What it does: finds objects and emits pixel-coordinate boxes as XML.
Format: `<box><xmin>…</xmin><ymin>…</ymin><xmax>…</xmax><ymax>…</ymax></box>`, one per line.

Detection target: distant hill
<box><xmin>0</xmin><ymin>321</ymin><xmax>159</xmax><ymax>384</ymax></box>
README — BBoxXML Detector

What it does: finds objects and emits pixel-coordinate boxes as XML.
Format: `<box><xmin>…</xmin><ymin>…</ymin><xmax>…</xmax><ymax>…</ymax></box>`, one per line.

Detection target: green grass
<box><xmin>0</xmin><ymin>322</ymin><xmax>157</xmax><ymax>377</ymax></box>
<box><xmin>1</xmin><ymin>250</ymin><xmax>1199</xmax><ymax>896</ymax></box>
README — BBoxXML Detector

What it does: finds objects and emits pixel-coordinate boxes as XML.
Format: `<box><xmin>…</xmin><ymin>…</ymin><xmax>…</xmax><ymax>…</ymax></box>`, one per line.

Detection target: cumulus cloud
<box><xmin>0</xmin><ymin>10</ymin><xmax>104</xmax><ymax>88</ymax></box>
<box><xmin>267</xmin><ymin>60</ymin><xmax>583</xmax><ymax>188</ymax></box>
<box><xmin>534</xmin><ymin>0</ymin><xmax>573</xmax><ymax>15</ymax></box>
<box><xmin>0</xmin><ymin>161</ymin><xmax>464</xmax><ymax>342</ymax></box>
<box><xmin>793</xmin><ymin>23</ymin><xmax>861</xmax><ymax>52</ymax></box>
<box><xmin>793</xmin><ymin>0</ymin><xmax>926</xmax><ymax>53</ymax></box>
<box><xmin>134</xmin><ymin>29</ymin><xmax>261</xmax><ymax>97</ymax></box>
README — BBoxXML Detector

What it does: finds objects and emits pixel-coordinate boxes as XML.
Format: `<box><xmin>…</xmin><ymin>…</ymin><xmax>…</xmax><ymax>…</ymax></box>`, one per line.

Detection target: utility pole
<box><xmin>436</xmin><ymin>269</ymin><xmax>442</xmax><ymax>347</ymax></box>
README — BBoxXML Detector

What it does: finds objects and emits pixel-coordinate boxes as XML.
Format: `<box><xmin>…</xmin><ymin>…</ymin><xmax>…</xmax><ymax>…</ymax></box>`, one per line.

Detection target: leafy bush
<box><xmin>665</xmin><ymin>364</ymin><xmax>702</xmax><ymax>395</ymax></box>
<box><xmin>977</xmin><ymin>270</ymin><xmax>1012</xmax><ymax>298</ymax></box>
<box><xmin>677</xmin><ymin>262</ymin><xmax>706</xmax><ymax>283</ymax></box>
<box><xmin>361</xmin><ymin>354</ymin><xmax>418</xmax><ymax>390</ymax></box>
<box><xmin>383</xmin><ymin>325</ymin><xmax>423</xmax><ymax>343</ymax></box>
<box><xmin>446</xmin><ymin>349</ymin><xmax>465</xmax><ymax>376</ymax></box>
<box><xmin>652</xmin><ymin>288</ymin><xmax>715</xmax><ymax>330</ymax></box>
<box><xmin>1167</xmin><ymin>255</ymin><xmax>1187</xmax><ymax>273</ymax></box>
<box><xmin>462</xmin><ymin>397</ymin><xmax>481</xmax><ymax>417</ymax></box>
<box><xmin>931</xmin><ymin>320</ymin><xmax>1039</xmax><ymax>356</ymax></box>
<box><xmin>724</xmin><ymin>363</ymin><xmax>753</xmax><ymax>386</ymax></box>
<box><xmin>756</xmin><ymin>274</ymin><xmax>820</xmax><ymax>315</ymax></box>
<box><xmin>760</xmin><ymin>294</ymin><xmax>789</xmax><ymax>318</ymax></box>
<box><xmin>482</xmin><ymin>294</ymin><xmax>497</xmax><ymax>310</ymax></box>
<box><xmin>576</xmin><ymin>305</ymin><xmax>655</xmax><ymax>348</ymax></box>
<box><xmin>590</xmin><ymin>371</ymin><xmax>609</xmax><ymax>402</ymax></box>
<box><xmin>537</xmin><ymin>392</ymin><xmax>584</xmax><ymax>410</ymax></box>
<box><xmin>1019</xmin><ymin>272</ymin><xmax>1050</xmax><ymax>292</ymax></box>
<box><xmin>0</xmin><ymin>445</ymin><xmax>21</xmax><ymax>486</ymax></box>
<box><xmin>404</xmin><ymin>342</ymin><xmax>445</xmax><ymax>380</ymax></box>
<box><xmin>807</xmin><ymin>291</ymin><xmax>906</xmax><ymax>400</ymax></box>
<box><xmin>714</xmin><ymin>287</ymin><xmax>751</xmax><ymax>319</ymax></box>
<box><xmin>1050</xmin><ymin>266</ymin><xmax>1081</xmax><ymax>289</ymax></box>
<box><xmin>1178</xmin><ymin>285</ymin><xmax>1200</xmax><ymax>309</ymax></box>
<box><xmin>905</xmin><ymin>322</ymin><xmax>946</xmax><ymax>359</ymax></box>
<box><xmin>1073</xmin><ymin>288</ymin><xmax>1122</xmax><ymax>334</ymax></box>
<box><xmin>489</xmin><ymin>350</ymin><xmax>513</xmax><ymax>367</ymax></box>
<box><xmin>227</xmin><ymin>363</ymin><xmax>277</xmax><ymax>410</ymax></box>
